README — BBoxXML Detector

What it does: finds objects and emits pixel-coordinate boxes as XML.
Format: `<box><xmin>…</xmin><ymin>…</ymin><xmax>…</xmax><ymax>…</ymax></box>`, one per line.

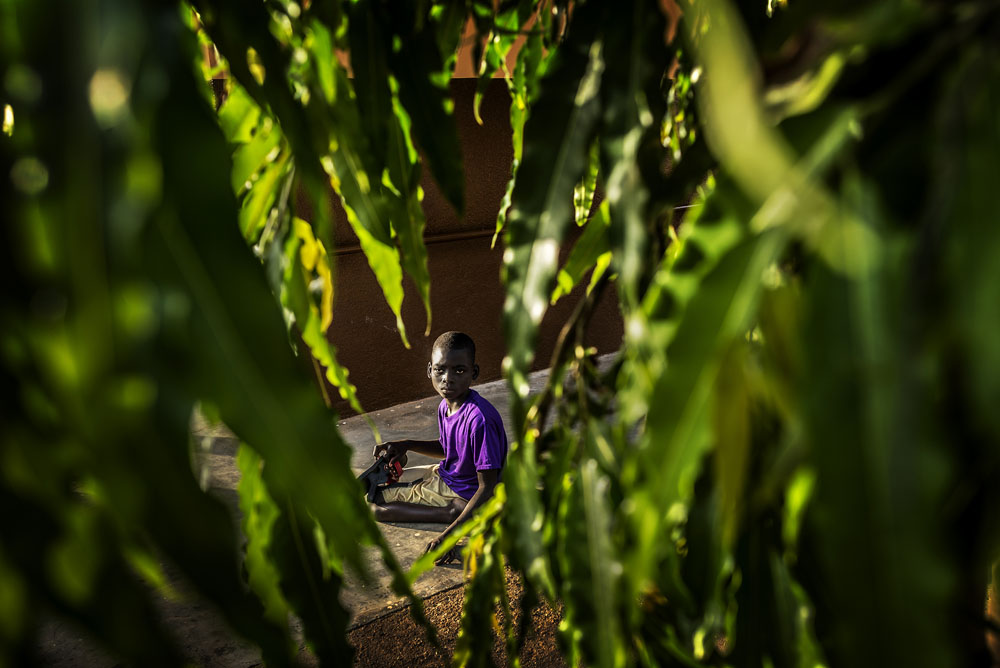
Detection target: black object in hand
<box><xmin>358</xmin><ymin>454</ymin><xmax>404</xmax><ymax>502</ymax></box>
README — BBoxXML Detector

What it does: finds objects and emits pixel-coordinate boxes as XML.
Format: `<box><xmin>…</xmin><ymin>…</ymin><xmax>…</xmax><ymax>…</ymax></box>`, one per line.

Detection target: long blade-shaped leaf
<box><xmin>147</xmin><ymin>27</ymin><xmax>389</xmax><ymax>658</ymax></box>
<box><xmin>322</xmin><ymin>61</ymin><xmax>412</xmax><ymax>346</ymax></box>
<box><xmin>237</xmin><ymin>445</ymin><xmax>293</xmax><ymax>633</ymax></box>
<box><xmin>282</xmin><ymin>218</ymin><xmax>373</xmax><ymax>426</ymax></box>
<box><xmin>386</xmin><ymin>87</ymin><xmax>433</xmax><ymax>334</ymax></box>
<box><xmin>551</xmin><ymin>200</ymin><xmax>611</xmax><ymax>305</ymax></box>
<box><xmin>627</xmin><ymin>223</ymin><xmax>784</xmax><ymax>622</ymax></box>
<box><xmin>502</xmin><ymin>0</ymin><xmax>606</xmax><ymax>423</ymax></box>
<box><xmin>268</xmin><ymin>502</ymin><xmax>353</xmax><ymax>664</ymax></box>
<box><xmin>493</xmin><ymin>25</ymin><xmax>547</xmax><ymax>244</ymax></box>
<box><xmin>557</xmin><ymin>459</ymin><xmax>626</xmax><ymax>668</ymax></box>
<box><xmin>453</xmin><ymin>529</ymin><xmax>505</xmax><ymax>668</ymax></box>
<box><xmin>573</xmin><ymin>139</ymin><xmax>600</xmax><ymax>226</ymax></box>
<box><xmin>347</xmin><ymin>0</ymin><xmax>392</xmax><ymax>169</ymax></box>
<box><xmin>500</xmin><ymin>1</ymin><xmax>608</xmax><ymax>607</ymax></box>
<box><xmin>797</xmin><ymin>253</ymin><xmax>954</xmax><ymax>667</ymax></box>
<box><xmin>598</xmin><ymin>0</ymin><xmax>669</xmax><ymax>311</ymax></box>
<box><xmin>385</xmin><ymin>3</ymin><xmax>465</xmax><ymax>215</ymax></box>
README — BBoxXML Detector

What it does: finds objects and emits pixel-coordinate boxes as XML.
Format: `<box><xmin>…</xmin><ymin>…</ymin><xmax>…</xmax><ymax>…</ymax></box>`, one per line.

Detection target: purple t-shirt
<box><xmin>436</xmin><ymin>390</ymin><xmax>508</xmax><ymax>500</ymax></box>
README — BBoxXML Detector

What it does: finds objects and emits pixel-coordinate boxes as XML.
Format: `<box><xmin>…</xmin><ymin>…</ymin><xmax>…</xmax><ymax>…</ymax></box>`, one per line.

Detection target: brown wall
<box><xmin>319</xmin><ymin>78</ymin><xmax>622</xmax><ymax>415</ymax></box>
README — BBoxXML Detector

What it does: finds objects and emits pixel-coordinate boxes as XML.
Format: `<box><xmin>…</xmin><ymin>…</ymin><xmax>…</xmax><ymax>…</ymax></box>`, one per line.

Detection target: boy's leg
<box><xmin>370</xmin><ymin>495</ymin><xmax>466</xmax><ymax>523</ymax></box>
<box><xmin>371</xmin><ymin>465</ymin><xmax>468</xmax><ymax>523</ymax></box>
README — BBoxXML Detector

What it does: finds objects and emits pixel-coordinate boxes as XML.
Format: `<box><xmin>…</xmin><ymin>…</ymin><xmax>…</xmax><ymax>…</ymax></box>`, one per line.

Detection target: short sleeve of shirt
<box><xmin>469</xmin><ymin>415</ymin><xmax>505</xmax><ymax>471</ymax></box>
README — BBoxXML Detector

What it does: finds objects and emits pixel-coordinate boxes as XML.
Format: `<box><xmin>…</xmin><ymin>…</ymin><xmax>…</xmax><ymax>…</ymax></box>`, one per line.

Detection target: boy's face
<box><xmin>427</xmin><ymin>346</ymin><xmax>478</xmax><ymax>404</ymax></box>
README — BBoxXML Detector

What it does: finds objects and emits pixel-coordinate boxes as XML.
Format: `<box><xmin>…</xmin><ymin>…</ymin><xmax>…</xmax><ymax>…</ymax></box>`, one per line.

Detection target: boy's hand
<box><xmin>424</xmin><ymin>535</ymin><xmax>459</xmax><ymax>566</ymax></box>
<box><xmin>373</xmin><ymin>441</ymin><xmax>408</xmax><ymax>465</ymax></box>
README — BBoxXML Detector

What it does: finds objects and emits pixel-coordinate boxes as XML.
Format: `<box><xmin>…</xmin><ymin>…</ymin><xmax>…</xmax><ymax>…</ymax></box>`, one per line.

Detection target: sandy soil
<box><xmin>349</xmin><ymin>572</ymin><xmax>565</xmax><ymax>668</ymax></box>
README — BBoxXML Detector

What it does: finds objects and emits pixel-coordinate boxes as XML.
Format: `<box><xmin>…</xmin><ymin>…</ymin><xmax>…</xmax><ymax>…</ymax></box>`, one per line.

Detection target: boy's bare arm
<box><xmin>425</xmin><ymin>469</ymin><xmax>499</xmax><ymax>563</ymax></box>
<box><xmin>373</xmin><ymin>439</ymin><xmax>444</xmax><ymax>462</ymax></box>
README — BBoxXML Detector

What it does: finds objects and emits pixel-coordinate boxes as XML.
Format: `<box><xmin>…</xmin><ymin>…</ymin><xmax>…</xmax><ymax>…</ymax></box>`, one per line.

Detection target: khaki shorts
<box><xmin>380</xmin><ymin>464</ymin><xmax>465</xmax><ymax>508</ymax></box>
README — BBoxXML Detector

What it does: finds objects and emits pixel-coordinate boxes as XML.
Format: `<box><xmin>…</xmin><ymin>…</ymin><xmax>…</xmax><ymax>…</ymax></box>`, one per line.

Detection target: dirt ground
<box><xmin>349</xmin><ymin>571</ymin><xmax>565</xmax><ymax>668</ymax></box>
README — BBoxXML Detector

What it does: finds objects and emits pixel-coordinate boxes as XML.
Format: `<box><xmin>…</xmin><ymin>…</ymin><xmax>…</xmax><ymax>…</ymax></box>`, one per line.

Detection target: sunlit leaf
<box><xmin>503</xmin><ymin>0</ymin><xmax>606</xmax><ymax>421</ymax></box>
<box><xmin>386</xmin><ymin>86</ymin><xmax>433</xmax><ymax>334</ymax></box>
<box><xmin>282</xmin><ymin>219</ymin><xmax>376</xmax><ymax>435</ymax></box>
<box><xmin>551</xmin><ymin>200</ymin><xmax>610</xmax><ymax>305</ymax></box>
<box><xmin>239</xmin><ymin>150</ymin><xmax>290</xmax><ymax>242</ymax></box>
<box><xmin>627</xmin><ymin>222</ymin><xmax>785</xmax><ymax>623</ymax></box>
<box><xmin>573</xmin><ymin>139</ymin><xmax>599</xmax><ymax>226</ymax></box>
<box><xmin>237</xmin><ymin>445</ymin><xmax>293</xmax><ymax>633</ymax></box>
<box><xmin>230</xmin><ymin>118</ymin><xmax>282</xmax><ymax>194</ymax></box>
<box><xmin>217</xmin><ymin>82</ymin><xmax>262</xmax><ymax>144</ymax></box>
<box><xmin>384</xmin><ymin>5</ymin><xmax>465</xmax><ymax>214</ymax></box>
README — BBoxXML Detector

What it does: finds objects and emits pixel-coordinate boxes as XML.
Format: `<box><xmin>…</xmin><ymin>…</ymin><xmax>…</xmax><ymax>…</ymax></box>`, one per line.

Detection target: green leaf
<box><xmin>626</xmin><ymin>224</ymin><xmax>785</xmax><ymax>627</ymax></box>
<box><xmin>322</xmin><ymin>65</ymin><xmax>412</xmax><ymax>346</ymax></box>
<box><xmin>348</xmin><ymin>0</ymin><xmax>392</xmax><ymax>167</ymax></box>
<box><xmin>191</xmin><ymin>23</ymin><xmax>434</xmax><ymax>661</ymax></box>
<box><xmin>493</xmin><ymin>159</ymin><xmax>517</xmax><ymax>248</ymax></box>
<box><xmin>146</xmin><ymin>28</ymin><xmax>396</xmax><ymax>658</ymax></box>
<box><xmin>218</xmin><ymin>82</ymin><xmax>262</xmax><ymax>143</ymax></box>
<box><xmin>386</xmin><ymin>87</ymin><xmax>433</xmax><ymax>334</ymax></box>
<box><xmin>730</xmin><ymin>528</ymin><xmax>802</xmax><ymax>668</ymax></box>
<box><xmin>230</xmin><ymin>116</ymin><xmax>282</xmax><ymax>194</ymax></box>
<box><xmin>324</xmin><ymin>63</ymin><xmax>393</xmax><ymax>247</ymax></box>
<box><xmin>431</xmin><ymin>0</ymin><xmax>466</xmax><ymax>72</ymax></box>
<box><xmin>239</xmin><ymin>150</ymin><xmax>290</xmax><ymax>242</ymax></box>
<box><xmin>342</xmin><ymin>203</ymin><xmax>411</xmax><ymax>347</ymax></box>
<box><xmin>711</xmin><ymin>342</ymin><xmax>751</xmax><ymax>550</ymax></box>
<box><xmin>282</xmin><ymin>219</ymin><xmax>373</xmax><ymax>426</ymax></box>
<box><xmin>502</xmin><ymin>439</ymin><xmax>557</xmax><ymax>602</ymax></box>
<box><xmin>453</xmin><ymin>529</ymin><xmax>505</xmax><ymax>668</ymax></box>
<box><xmin>237</xmin><ymin>445</ymin><xmax>293</xmax><ymax>634</ymax></box>
<box><xmin>938</xmin><ymin>47</ymin><xmax>1000</xmax><ymax>448</ymax></box>
<box><xmin>795</xmin><ymin>155</ymin><xmax>967</xmax><ymax>666</ymax></box>
<box><xmin>556</xmin><ymin>459</ymin><xmax>626</xmax><ymax>668</ymax></box>
<box><xmin>471</xmin><ymin>2</ymin><xmax>524</xmax><ymax>125</ymax></box>
<box><xmin>598</xmin><ymin>0</ymin><xmax>669</xmax><ymax>312</ymax></box>
<box><xmin>500</xmin><ymin>1</ymin><xmax>608</xmax><ymax>609</ymax></box>
<box><xmin>308</xmin><ymin>19</ymin><xmax>335</xmax><ymax>105</ymax></box>
<box><xmin>268</xmin><ymin>503</ymin><xmax>353</xmax><ymax>664</ymax></box>
<box><xmin>551</xmin><ymin>200</ymin><xmax>611</xmax><ymax>305</ymax></box>
<box><xmin>385</xmin><ymin>4</ymin><xmax>465</xmax><ymax>214</ymax></box>
<box><xmin>502</xmin><ymin>0</ymin><xmax>606</xmax><ymax>420</ymax></box>
<box><xmin>573</xmin><ymin>139</ymin><xmax>599</xmax><ymax>226</ymax></box>
<box><xmin>493</xmin><ymin>21</ymin><xmax>547</xmax><ymax>244</ymax></box>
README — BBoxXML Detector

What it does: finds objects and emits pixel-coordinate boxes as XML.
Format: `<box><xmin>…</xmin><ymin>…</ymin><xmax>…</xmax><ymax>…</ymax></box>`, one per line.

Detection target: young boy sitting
<box><xmin>370</xmin><ymin>331</ymin><xmax>508</xmax><ymax>565</ymax></box>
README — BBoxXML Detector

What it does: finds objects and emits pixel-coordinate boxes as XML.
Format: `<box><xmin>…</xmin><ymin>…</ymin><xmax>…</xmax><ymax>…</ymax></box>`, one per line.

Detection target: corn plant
<box><xmin>2</xmin><ymin>0</ymin><xmax>999</xmax><ymax>667</ymax></box>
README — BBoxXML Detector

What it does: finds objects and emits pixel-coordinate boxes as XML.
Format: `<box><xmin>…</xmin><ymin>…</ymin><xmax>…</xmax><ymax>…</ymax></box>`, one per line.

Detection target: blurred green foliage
<box><xmin>2</xmin><ymin>0</ymin><xmax>1000</xmax><ymax>666</ymax></box>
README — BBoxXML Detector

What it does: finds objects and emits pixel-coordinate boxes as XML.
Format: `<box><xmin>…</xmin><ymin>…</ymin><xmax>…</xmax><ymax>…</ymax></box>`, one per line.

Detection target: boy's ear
<box><xmin>426</xmin><ymin>362</ymin><xmax>432</xmax><ymax>378</ymax></box>
<box><xmin>472</xmin><ymin>364</ymin><xmax>480</xmax><ymax>380</ymax></box>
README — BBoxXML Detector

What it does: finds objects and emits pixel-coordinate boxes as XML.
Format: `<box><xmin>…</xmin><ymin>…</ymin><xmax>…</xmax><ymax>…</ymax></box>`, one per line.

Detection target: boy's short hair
<box><xmin>433</xmin><ymin>331</ymin><xmax>476</xmax><ymax>360</ymax></box>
